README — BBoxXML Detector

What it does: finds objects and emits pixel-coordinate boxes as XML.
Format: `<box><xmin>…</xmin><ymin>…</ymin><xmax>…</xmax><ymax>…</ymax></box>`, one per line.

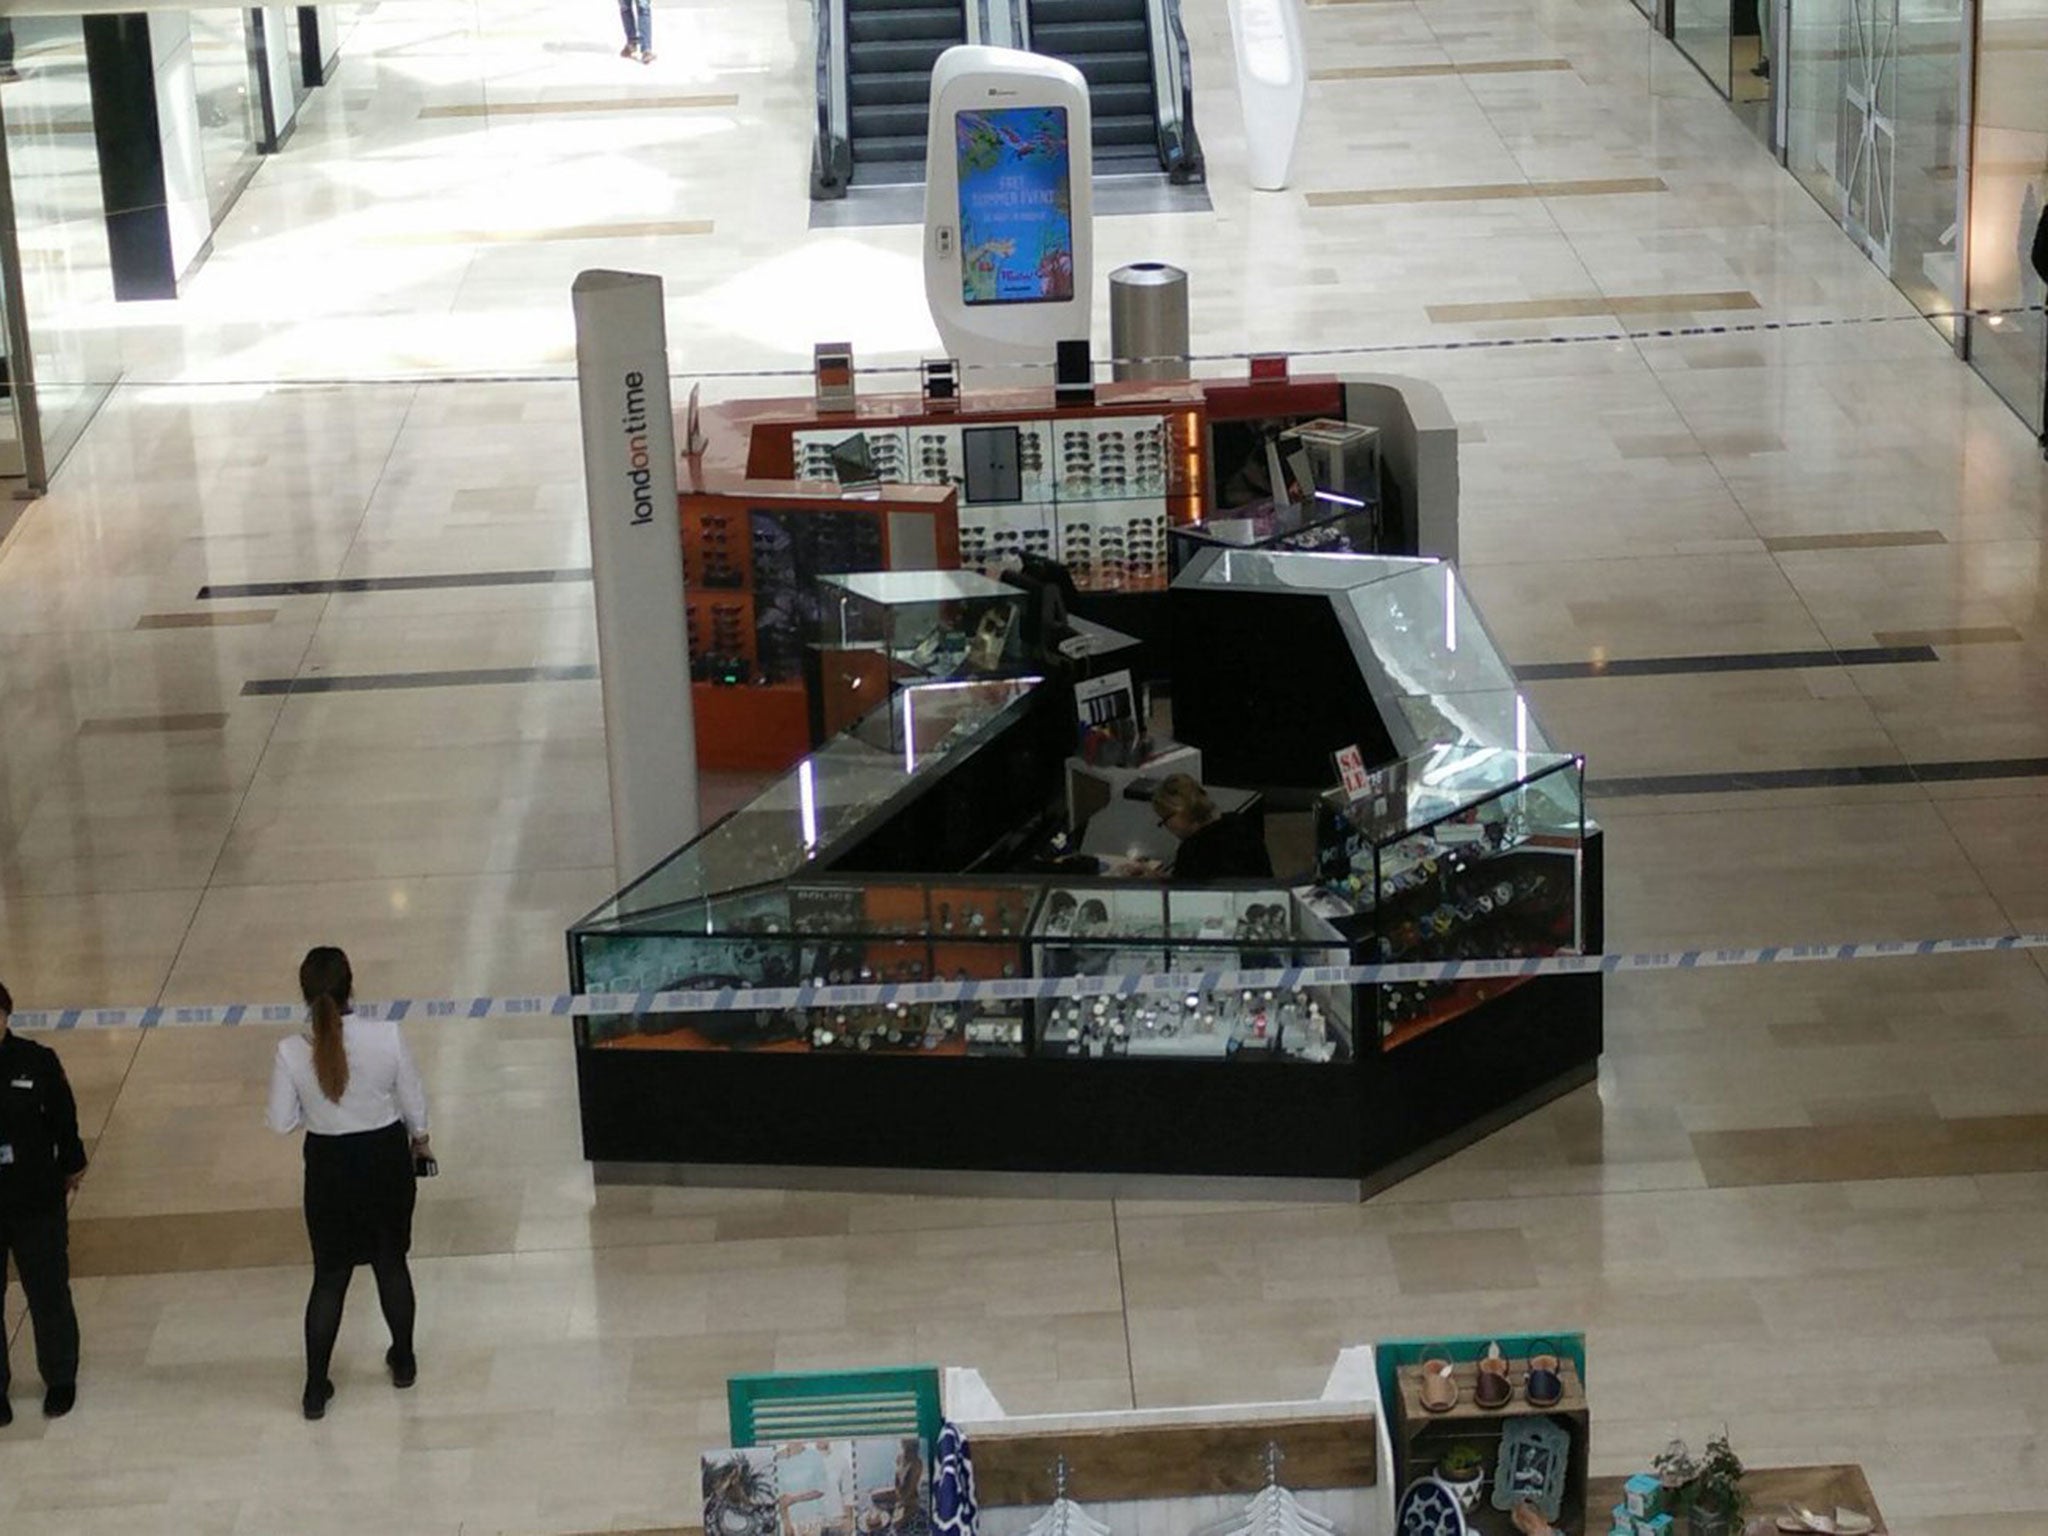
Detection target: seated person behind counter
<box><xmin>1152</xmin><ymin>773</ymin><xmax>1272</xmax><ymax>881</ymax></box>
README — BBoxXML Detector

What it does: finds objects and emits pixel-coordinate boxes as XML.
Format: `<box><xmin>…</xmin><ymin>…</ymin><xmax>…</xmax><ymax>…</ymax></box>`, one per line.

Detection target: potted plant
<box><xmin>1685</xmin><ymin>1431</ymin><xmax>1747</xmax><ymax>1536</ymax></box>
<box><xmin>1435</xmin><ymin>1442</ymin><xmax>1486</xmax><ymax>1511</ymax></box>
<box><xmin>1652</xmin><ymin>1438</ymin><xmax>1696</xmax><ymax>1495</ymax></box>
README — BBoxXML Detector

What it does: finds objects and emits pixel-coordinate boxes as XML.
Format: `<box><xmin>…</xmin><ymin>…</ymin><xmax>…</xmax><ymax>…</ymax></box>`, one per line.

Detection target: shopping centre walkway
<box><xmin>0</xmin><ymin>0</ymin><xmax>2044</xmax><ymax>1530</ymax></box>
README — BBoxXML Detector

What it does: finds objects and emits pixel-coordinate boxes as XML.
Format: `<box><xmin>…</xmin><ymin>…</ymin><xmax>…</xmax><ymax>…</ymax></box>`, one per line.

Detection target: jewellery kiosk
<box><xmin>567</xmin><ymin>551</ymin><xmax>1602</xmax><ymax>1194</ymax></box>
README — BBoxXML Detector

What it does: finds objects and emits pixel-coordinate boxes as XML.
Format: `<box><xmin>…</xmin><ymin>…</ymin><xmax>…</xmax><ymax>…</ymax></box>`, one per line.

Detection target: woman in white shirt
<box><xmin>266</xmin><ymin>945</ymin><xmax>432</xmax><ymax>1420</ymax></box>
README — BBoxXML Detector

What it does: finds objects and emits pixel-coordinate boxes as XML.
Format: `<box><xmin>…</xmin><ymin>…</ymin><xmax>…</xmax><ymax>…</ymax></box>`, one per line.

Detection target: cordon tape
<box><xmin>10</xmin><ymin>931</ymin><xmax>2046</xmax><ymax>1031</ymax></box>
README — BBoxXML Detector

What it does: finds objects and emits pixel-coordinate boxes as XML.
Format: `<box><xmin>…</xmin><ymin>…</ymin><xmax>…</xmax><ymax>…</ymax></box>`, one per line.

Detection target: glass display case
<box><xmin>817</xmin><ymin>570</ymin><xmax>1030</xmax><ymax>680</ymax></box>
<box><xmin>1170</xmin><ymin>550</ymin><xmax>1561</xmax><ymax>789</ymax></box>
<box><xmin>1315</xmin><ymin>750</ymin><xmax>1584</xmax><ymax>1049</ymax></box>
<box><xmin>579</xmin><ymin>871</ymin><xmax>1357</xmax><ymax>1065</ymax></box>
<box><xmin>570</xmin><ymin>656</ymin><xmax>1359</xmax><ymax>1070</ymax></box>
<box><xmin>1167</xmin><ymin>494</ymin><xmax>1382</xmax><ymax>575</ymax></box>
<box><xmin>574</xmin><ymin>675</ymin><xmax>1044</xmax><ymax>934</ymax></box>
<box><xmin>1031</xmin><ymin>883</ymin><xmax>1353</xmax><ymax>1061</ymax></box>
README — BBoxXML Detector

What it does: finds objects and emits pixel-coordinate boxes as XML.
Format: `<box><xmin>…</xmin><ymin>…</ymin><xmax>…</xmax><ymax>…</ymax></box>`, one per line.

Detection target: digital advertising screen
<box><xmin>954</xmin><ymin>106</ymin><xmax>1075</xmax><ymax>307</ymax></box>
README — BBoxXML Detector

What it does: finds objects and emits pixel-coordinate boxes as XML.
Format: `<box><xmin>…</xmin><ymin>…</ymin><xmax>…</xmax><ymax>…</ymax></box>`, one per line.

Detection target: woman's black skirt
<box><xmin>302</xmin><ymin>1120</ymin><xmax>416</xmax><ymax>1268</ymax></box>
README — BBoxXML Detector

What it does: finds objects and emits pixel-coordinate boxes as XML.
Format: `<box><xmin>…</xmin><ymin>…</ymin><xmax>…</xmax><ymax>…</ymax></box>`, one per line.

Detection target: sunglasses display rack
<box><xmin>908</xmin><ymin>426</ymin><xmax>963</xmax><ymax>489</ymax></box>
<box><xmin>1056</xmin><ymin>416</ymin><xmax>1170</xmax><ymax>501</ymax></box>
<box><xmin>1054</xmin><ymin>502</ymin><xmax>1170</xmax><ymax>591</ymax></box>
<box><xmin>677</xmin><ymin>485</ymin><xmax>964</xmax><ymax>771</ymax></box>
<box><xmin>958</xmin><ymin>504</ymin><xmax>1055</xmax><ymax>577</ymax></box>
<box><xmin>791</xmin><ymin>427</ymin><xmax>909</xmax><ymax>484</ymax></box>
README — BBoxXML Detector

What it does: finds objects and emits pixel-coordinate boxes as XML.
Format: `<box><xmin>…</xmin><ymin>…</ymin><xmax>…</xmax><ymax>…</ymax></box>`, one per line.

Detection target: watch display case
<box><xmin>1315</xmin><ymin>750</ymin><xmax>1584</xmax><ymax>1049</ymax></box>
<box><xmin>1030</xmin><ymin>882</ymin><xmax>1353</xmax><ymax>1061</ymax></box>
<box><xmin>817</xmin><ymin>570</ymin><xmax>1030</xmax><ymax>681</ymax></box>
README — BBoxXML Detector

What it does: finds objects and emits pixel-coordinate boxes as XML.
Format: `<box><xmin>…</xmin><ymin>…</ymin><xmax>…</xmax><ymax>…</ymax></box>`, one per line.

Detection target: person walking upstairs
<box><xmin>0</xmin><ymin>978</ymin><xmax>87</xmax><ymax>1426</ymax></box>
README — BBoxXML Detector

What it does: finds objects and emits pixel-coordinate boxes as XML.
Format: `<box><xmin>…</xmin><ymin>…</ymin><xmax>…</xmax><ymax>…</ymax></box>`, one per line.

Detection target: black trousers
<box><xmin>0</xmin><ymin>1203</ymin><xmax>79</xmax><ymax>1396</ymax></box>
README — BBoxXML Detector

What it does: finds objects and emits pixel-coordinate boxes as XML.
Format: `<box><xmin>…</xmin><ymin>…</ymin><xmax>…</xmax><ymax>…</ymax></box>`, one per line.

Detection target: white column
<box><xmin>573</xmin><ymin>271</ymin><xmax>699</xmax><ymax>885</ymax></box>
<box><xmin>1228</xmin><ymin>0</ymin><xmax>1308</xmax><ymax>192</ymax></box>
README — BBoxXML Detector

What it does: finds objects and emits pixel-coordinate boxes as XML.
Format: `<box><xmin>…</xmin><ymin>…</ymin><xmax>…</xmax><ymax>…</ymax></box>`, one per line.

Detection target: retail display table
<box><xmin>1585</xmin><ymin>1465</ymin><xmax>1885</xmax><ymax>1534</ymax></box>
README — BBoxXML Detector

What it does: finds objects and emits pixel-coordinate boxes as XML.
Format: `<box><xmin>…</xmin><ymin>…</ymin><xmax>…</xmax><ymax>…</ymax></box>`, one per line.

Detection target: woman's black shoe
<box><xmin>386</xmin><ymin>1347</ymin><xmax>417</xmax><ymax>1390</ymax></box>
<box><xmin>302</xmin><ymin>1379</ymin><xmax>335</xmax><ymax>1420</ymax></box>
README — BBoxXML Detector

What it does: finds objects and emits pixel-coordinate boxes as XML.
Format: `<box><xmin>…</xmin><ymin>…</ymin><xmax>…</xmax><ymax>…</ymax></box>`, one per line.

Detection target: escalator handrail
<box><xmin>813</xmin><ymin>0</ymin><xmax>854</xmax><ymax>193</ymax></box>
<box><xmin>1145</xmin><ymin>0</ymin><xmax>1204</xmax><ymax>181</ymax></box>
<box><xmin>975</xmin><ymin>0</ymin><xmax>1026</xmax><ymax>48</ymax></box>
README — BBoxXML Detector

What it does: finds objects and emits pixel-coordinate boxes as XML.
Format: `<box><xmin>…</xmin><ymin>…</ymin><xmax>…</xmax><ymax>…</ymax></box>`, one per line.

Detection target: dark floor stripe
<box><xmin>198</xmin><ymin>568</ymin><xmax>592</xmax><ymax>599</ymax></box>
<box><xmin>1515</xmin><ymin>644</ymin><xmax>1937</xmax><ymax>680</ymax></box>
<box><xmin>1589</xmin><ymin>755</ymin><xmax>2048</xmax><ymax>797</ymax></box>
<box><xmin>243</xmin><ymin>664</ymin><xmax>596</xmax><ymax>696</ymax></box>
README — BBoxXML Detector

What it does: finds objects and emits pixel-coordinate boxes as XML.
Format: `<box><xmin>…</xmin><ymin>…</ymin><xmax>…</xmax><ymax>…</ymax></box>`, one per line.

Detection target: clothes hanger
<box><xmin>1021</xmin><ymin>1457</ymin><xmax>1115</xmax><ymax>1536</ymax></box>
<box><xmin>1188</xmin><ymin>1445</ymin><xmax>1341</xmax><ymax>1536</ymax></box>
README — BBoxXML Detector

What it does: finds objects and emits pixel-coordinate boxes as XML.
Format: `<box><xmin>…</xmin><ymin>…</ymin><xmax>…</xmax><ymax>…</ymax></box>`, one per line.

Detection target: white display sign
<box><xmin>573</xmin><ymin>270</ymin><xmax>699</xmax><ymax>884</ymax></box>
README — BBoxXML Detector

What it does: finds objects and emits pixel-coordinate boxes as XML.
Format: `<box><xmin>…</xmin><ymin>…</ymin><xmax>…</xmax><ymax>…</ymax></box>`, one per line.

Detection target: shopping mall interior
<box><xmin>0</xmin><ymin>0</ymin><xmax>2044</xmax><ymax>1530</ymax></box>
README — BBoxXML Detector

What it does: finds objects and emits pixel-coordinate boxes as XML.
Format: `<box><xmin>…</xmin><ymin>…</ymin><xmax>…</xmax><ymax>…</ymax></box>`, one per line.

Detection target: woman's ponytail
<box><xmin>299</xmin><ymin>946</ymin><xmax>354</xmax><ymax>1103</ymax></box>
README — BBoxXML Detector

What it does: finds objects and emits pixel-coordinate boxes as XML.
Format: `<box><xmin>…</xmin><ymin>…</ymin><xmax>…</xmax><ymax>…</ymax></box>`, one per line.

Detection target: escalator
<box><xmin>1024</xmin><ymin>0</ymin><xmax>1166</xmax><ymax>176</ymax></box>
<box><xmin>811</xmin><ymin>0</ymin><xmax>1203</xmax><ymax>198</ymax></box>
<box><xmin>840</xmin><ymin>0</ymin><xmax>969</xmax><ymax>190</ymax></box>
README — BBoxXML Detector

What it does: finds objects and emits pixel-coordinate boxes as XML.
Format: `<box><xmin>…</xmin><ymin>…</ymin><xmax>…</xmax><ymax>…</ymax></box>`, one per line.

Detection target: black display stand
<box><xmin>576</xmin><ymin>928</ymin><xmax>1600</xmax><ymax>1190</ymax></box>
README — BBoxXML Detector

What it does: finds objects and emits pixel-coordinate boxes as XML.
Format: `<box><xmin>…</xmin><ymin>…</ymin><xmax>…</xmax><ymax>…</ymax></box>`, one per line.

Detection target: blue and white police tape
<box><xmin>10</xmin><ymin>931</ymin><xmax>2047</xmax><ymax>1031</ymax></box>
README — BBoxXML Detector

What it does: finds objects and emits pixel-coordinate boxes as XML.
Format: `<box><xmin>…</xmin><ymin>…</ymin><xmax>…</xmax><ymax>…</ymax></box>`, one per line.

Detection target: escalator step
<box><xmin>851</xmin><ymin>101</ymin><xmax>932</xmax><ymax>137</ymax></box>
<box><xmin>848</xmin><ymin>9</ymin><xmax>967</xmax><ymax>42</ymax></box>
<box><xmin>1092</xmin><ymin>113</ymin><xmax>1157</xmax><ymax>147</ymax></box>
<box><xmin>849</xmin><ymin>69</ymin><xmax>941</xmax><ymax>106</ymax></box>
<box><xmin>1089</xmin><ymin>81</ymin><xmax>1155</xmax><ymax>117</ymax></box>
<box><xmin>853</xmin><ymin>132</ymin><xmax>931</xmax><ymax>163</ymax></box>
<box><xmin>1031</xmin><ymin>0</ymin><xmax>1149</xmax><ymax>23</ymax></box>
<box><xmin>1051</xmin><ymin>50</ymin><xmax>1154</xmax><ymax>85</ymax></box>
<box><xmin>1031</xmin><ymin>21</ymin><xmax>1151</xmax><ymax>54</ymax></box>
<box><xmin>849</xmin><ymin>37</ymin><xmax>958</xmax><ymax>71</ymax></box>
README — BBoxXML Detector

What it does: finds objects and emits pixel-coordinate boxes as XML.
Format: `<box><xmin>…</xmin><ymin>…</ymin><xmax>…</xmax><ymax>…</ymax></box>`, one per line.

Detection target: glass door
<box><xmin>0</xmin><ymin>16</ymin><xmax>121</xmax><ymax>487</ymax></box>
<box><xmin>1787</xmin><ymin>0</ymin><xmax>1966</xmax><ymax>334</ymax></box>
<box><xmin>1964</xmin><ymin>0</ymin><xmax>2048</xmax><ymax>433</ymax></box>
<box><xmin>1674</xmin><ymin>0</ymin><xmax>1735</xmax><ymax>95</ymax></box>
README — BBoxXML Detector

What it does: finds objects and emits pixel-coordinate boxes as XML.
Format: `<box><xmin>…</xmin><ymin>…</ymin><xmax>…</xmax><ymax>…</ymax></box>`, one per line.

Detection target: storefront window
<box><xmin>1965</xmin><ymin>0</ymin><xmax>2048</xmax><ymax>433</ymax></box>
<box><xmin>190</xmin><ymin>8</ymin><xmax>260</xmax><ymax>221</ymax></box>
<box><xmin>0</xmin><ymin>16</ymin><xmax>122</xmax><ymax>475</ymax></box>
<box><xmin>1786</xmin><ymin>0</ymin><xmax>1965</xmax><ymax>336</ymax></box>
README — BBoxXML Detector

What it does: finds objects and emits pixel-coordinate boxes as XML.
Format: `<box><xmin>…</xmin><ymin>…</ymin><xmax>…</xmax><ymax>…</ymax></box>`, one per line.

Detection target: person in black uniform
<box><xmin>0</xmin><ymin>978</ymin><xmax>87</xmax><ymax>1426</ymax></box>
<box><xmin>1151</xmin><ymin>773</ymin><xmax>1273</xmax><ymax>881</ymax></box>
<box><xmin>2035</xmin><ymin>204</ymin><xmax>2048</xmax><ymax>460</ymax></box>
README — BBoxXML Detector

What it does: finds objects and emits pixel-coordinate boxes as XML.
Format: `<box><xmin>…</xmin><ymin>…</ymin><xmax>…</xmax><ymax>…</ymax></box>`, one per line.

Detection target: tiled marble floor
<box><xmin>2</xmin><ymin>0</ymin><xmax>2047</xmax><ymax>1531</ymax></box>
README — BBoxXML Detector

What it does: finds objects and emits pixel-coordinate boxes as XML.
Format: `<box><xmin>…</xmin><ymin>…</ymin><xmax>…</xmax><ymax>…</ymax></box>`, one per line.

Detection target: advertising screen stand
<box><xmin>922</xmin><ymin>46</ymin><xmax>1094</xmax><ymax>379</ymax></box>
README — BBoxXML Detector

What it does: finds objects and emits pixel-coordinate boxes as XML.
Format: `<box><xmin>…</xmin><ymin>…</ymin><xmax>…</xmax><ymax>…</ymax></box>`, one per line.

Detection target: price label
<box><xmin>1334</xmin><ymin>744</ymin><xmax>1370</xmax><ymax>799</ymax></box>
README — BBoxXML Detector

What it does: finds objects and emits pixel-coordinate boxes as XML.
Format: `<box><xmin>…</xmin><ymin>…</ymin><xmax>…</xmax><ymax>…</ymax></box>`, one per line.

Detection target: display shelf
<box><xmin>1393</xmin><ymin>1359</ymin><xmax>1588</xmax><ymax>1536</ymax></box>
<box><xmin>677</xmin><ymin>482</ymin><xmax>963</xmax><ymax>771</ymax></box>
<box><xmin>1585</xmin><ymin>1466</ymin><xmax>1885</xmax><ymax>1534</ymax></box>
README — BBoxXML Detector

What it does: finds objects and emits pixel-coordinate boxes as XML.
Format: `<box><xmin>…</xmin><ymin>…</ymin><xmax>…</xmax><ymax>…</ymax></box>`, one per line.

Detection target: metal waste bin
<box><xmin>1108</xmin><ymin>262</ymin><xmax>1190</xmax><ymax>381</ymax></box>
